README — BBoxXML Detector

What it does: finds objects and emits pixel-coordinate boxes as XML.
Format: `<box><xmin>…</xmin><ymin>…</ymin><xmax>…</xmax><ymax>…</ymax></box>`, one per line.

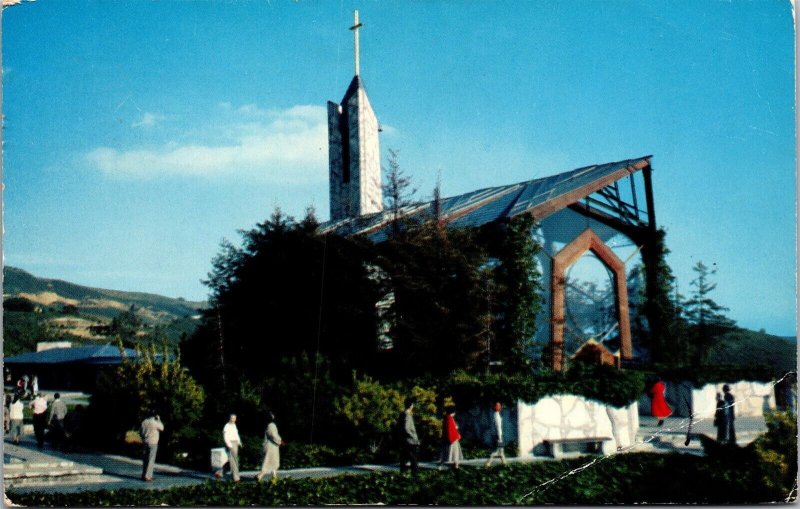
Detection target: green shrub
<box><xmin>335</xmin><ymin>375</ymin><xmax>405</xmax><ymax>452</ymax></box>
<box><xmin>280</xmin><ymin>442</ymin><xmax>341</xmax><ymax>469</ymax></box>
<box><xmin>87</xmin><ymin>344</ymin><xmax>205</xmax><ymax>456</ymax></box>
<box><xmin>646</xmin><ymin>364</ymin><xmax>776</xmax><ymax>386</ymax></box>
<box><xmin>7</xmin><ymin>452</ymin><xmax>789</xmax><ymax>506</ymax></box>
<box><xmin>753</xmin><ymin>410</ymin><xmax>797</xmax><ymax>498</ymax></box>
<box><xmin>446</xmin><ymin>364</ymin><xmax>645</xmax><ymax>409</ymax></box>
<box><xmin>334</xmin><ymin>376</ymin><xmax>441</xmax><ymax>457</ymax></box>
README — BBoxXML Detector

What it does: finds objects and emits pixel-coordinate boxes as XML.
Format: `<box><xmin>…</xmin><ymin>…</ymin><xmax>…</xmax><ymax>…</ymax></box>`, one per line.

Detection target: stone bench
<box><xmin>543</xmin><ymin>437</ymin><xmax>613</xmax><ymax>459</ymax></box>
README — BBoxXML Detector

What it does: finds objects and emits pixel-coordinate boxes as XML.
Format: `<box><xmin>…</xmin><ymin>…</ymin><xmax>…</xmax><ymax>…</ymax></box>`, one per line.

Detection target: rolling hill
<box><xmin>3</xmin><ymin>266</ymin><xmax>208</xmax><ymax>356</ymax></box>
<box><xmin>3</xmin><ymin>266</ymin><xmax>206</xmax><ymax>322</ymax></box>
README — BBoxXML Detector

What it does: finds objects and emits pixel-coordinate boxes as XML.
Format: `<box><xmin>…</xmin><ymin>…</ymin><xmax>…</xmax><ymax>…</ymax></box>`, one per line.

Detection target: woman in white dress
<box><xmin>440</xmin><ymin>405</ymin><xmax>463</xmax><ymax>469</ymax></box>
<box><xmin>255</xmin><ymin>411</ymin><xmax>284</xmax><ymax>482</ymax></box>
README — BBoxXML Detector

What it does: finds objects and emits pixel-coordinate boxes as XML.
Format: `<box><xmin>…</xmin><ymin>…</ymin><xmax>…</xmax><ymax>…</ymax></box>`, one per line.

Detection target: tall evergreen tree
<box><xmin>641</xmin><ymin>228</ymin><xmax>684</xmax><ymax>365</ymax></box>
<box><xmin>683</xmin><ymin>261</ymin><xmax>736</xmax><ymax>366</ymax></box>
<box><xmin>382</xmin><ymin>149</ymin><xmax>417</xmax><ymax>237</ymax></box>
<box><xmin>377</xmin><ymin>220</ymin><xmax>490</xmax><ymax>377</ymax></box>
<box><xmin>478</xmin><ymin>215</ymin><xmax>544</xmax><ymax>373</ymax></box>
<box><xmin>182</xmin><ymin>208</ymin><xmax>380</xmax><ymax>399</ymax></box>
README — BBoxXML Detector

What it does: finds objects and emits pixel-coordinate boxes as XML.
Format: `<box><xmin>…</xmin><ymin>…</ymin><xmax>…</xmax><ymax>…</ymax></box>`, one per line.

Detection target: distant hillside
<box><xmin>708</xmin><ymin>329</ymin><xmax>796</xmax><ymax>375</ymax></box>
<box><xmin>3</xmin><ymin>266</ymin><xmax>206</xmax><ymax>322</ymax></box>
<box><xmin>3</xmin><ymin>266</ymin><xmax>209</xmax><ymax>356</ymax></box>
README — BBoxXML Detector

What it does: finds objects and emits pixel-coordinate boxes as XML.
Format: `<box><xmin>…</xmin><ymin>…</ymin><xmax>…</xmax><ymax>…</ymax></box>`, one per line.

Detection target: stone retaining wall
<box><xmin>517</xmin><ymin>395</ymin><xmax>639</xmax><ymax>456</ymax></box>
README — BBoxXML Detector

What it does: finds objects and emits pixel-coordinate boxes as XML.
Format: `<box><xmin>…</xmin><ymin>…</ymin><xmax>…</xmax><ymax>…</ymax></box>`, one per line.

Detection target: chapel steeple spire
<box><xmin>327</xmin><ymin>10</ymin><xmax>383</xmax><ymax>221</ymax></box>
<box><xmin>350</xmin><ymin>10</ymin><xmax>363</xmax><ymax>76</ymax></box>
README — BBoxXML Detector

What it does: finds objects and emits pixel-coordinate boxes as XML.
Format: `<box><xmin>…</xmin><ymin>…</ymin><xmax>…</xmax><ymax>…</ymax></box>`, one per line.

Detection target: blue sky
<box><xmin>2</xmin><ymin>1</ymin><xmax>796</xmax><ymax>336</ymax></box>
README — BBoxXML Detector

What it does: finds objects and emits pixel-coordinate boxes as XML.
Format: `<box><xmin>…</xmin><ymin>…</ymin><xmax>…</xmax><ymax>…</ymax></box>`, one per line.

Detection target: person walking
<box><xmin>649</xmin><ymin>377</ymin><xmax>672</xmax><ymax>426</ymax></box>
<box><xmin>9</xmin><ymin>396</ymin><xmax>24</xmax><ymax>444</ymax></box>
<box><xmin>139</xmin><ymin>413</ymin><xmax>164</xmax><ymax>481</ymax></box>
<box><xmin>397</xmin><ymin>397</ymin><xmax>420</xmax><ymax>476</ymax></box>
<box><xmin>255</xmin><ymin>411</ymin><xmax>284</xmax><ymax>482</ymax></box>
<box><xmin>14</xmin><ymin>379</ymin><xmax>25</xmax><ymax>400</ymax></box>
<box><xmin>485</xmin><ymin>402</ymin><xmax>507</xmax><ymax>467</ymax></box>
<box><xmin>440</xmin><ymin>405</ymin><xmax>463</xmax><ymax>470</ymax></box>
<box><xmin>221</xmin><ymin>414</ymin><xmax>242</xmax><ymax>482</ymax></box>
<box><xmin>722</xmin><ymin>385</ymin><xmax>736</xmax><ymax>445</ymax></box>
<box><xmin>713</xmin><ymin>392</ymin><xmax>727</xmax><ymax>442</ymax></box>
<box><xmin>30</xmin><ymin>393</ymin><xmax>48</xmax><ymax>448</ymax></box>
<box><xmin>48</xmin><ymin>393</ymin><xmax>68</xmax><ymax>451</ymax></box>
<box><xmin>31</xmin><ymin>376</ymin><xmax>39</xmax><ymax>397</ymax></box>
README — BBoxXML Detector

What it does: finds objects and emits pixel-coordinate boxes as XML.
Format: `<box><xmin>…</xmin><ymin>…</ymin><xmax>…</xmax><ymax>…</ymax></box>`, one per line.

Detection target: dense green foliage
<box><xmin>640</xmin><ymin>228</ymin><xmax>680</xmax><ymax>364</ymax></box>
<box><xmin>477</xmin><ymin>215</ymin><xmax>544</xmax><ymax>372</ymax></box>
<box><xmin>377</xmin><ymin>221</ymin><xmax>490</xmax><ymax>376</ymax></box>
<box><xmin>753</xmin><ymin>410</ymin><xmax>798</xmax><ymax>494</ymax></box>
<box><xmin>2</xmin><ymin>310</ymin><xmax>54</xmax><ymax>356</ymax></box>
<box><xmin>446</xmin><ymin>363</ymin><xmax>646</xmax><ymax>409</ymax></box>
<box><xmin>335</xmin><ymin>377</ymin><xmax>440</xmax><ymax>456</ymax></box>
<box><xmin>334</xmin><ymin>376</ymin><xmax>406</xmax><ymax>452</ymax></box>
<box><xmin>9</xmin><ymin>452</ymin><xmax>794</xmax><ymax>506</ymax></box>
<box><xmin>182</xmin><ymin>209</ymin><xmax>379</xmax><ymax>390</ymax></box>
<box><xmin>86</xmin><ymin>344</ymin><xmax>205</xmax><ymax>457</ymax></box>
<box><xmin>180</xmin><ymin>206</ymin><xmax>547</xmax><ymax>455</ymax></box>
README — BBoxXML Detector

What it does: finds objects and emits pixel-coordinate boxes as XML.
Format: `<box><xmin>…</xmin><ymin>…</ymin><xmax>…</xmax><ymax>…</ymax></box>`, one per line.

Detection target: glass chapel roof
<box><xmin>320</xmin><ymin>155</ymin><xmax>652</xmax><ymax>242</ymax></box>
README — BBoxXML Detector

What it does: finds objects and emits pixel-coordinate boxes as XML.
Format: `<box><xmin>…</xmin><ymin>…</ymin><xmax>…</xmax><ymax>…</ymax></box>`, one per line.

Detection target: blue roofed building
<box><xmin>5</xmin><ymin>344</ymin><xmax>148</xmax><ymax>392</ymax></box>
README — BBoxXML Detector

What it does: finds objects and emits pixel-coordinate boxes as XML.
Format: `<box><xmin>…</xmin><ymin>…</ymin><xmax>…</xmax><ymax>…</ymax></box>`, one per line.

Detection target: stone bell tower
<box><xmin>328</xmin><ymin>10</ymin><xmax>383</xmax><ymax>221</ymax></box>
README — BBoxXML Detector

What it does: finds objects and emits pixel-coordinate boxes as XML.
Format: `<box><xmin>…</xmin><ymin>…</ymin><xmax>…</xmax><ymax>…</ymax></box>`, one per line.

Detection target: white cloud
<box><xmin>132</xmin><ymin>112</ymin><xmax>165</xmax><ymax>128</ymax></box>
<box><xmin>87</xmin><ymin>104</ymin><xmax>328</xmax><ymax>182</ymax></box>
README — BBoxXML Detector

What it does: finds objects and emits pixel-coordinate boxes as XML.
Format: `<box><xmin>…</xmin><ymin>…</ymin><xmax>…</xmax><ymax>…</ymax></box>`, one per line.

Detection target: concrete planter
<box><xmin>517</xmin><ymin>395</ymin><xmax>638</xmax><ymax>457</ymax></box>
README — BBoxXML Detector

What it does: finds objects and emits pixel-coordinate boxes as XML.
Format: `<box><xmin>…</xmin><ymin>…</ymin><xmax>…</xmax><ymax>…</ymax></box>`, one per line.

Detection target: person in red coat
<box><xmin>439</xmin><ymin>405</ymin><xmax>463</xmax><ymax>469</ymax></box>
<box><xmin>649</xmin><ymin>378</ymin><xmax>672</xmax><ymax>426</ymax></box>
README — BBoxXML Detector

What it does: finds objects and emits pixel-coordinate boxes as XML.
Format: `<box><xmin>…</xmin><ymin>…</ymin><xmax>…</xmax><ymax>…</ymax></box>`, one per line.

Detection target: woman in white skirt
<box><xmin>255</xmin><ymin>411</ymin><xmax>284</xmax><ymax>482</ymax></box>
<box><xmin>440</xmin><ymin>405</ymin><xmax>463</xmax><ymax>470</ymax></box>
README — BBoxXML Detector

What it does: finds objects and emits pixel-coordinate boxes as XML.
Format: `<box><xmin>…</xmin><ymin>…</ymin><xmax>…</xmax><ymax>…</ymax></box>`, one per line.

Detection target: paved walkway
<box><xmin>4</xmin><ymin>415</ymin><xmax>769</xmax><ymax>497</ymax></box>
<box><xmin>3</xmin><ymin>433</ymin><xmax>534</xmax><ymax>496</ymax></box>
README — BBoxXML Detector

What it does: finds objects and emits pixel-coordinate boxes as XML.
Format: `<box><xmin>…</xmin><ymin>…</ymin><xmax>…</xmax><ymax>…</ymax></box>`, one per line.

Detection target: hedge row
<box><xmin>647</xmin><ymin>364</ymin><xmax>780</xmax><ymax>387</ymax></box>
<box><xmin>445</xmin><ymin>364</ymin><xmax>646</xmax><ymax>409</ymax></box>
<box><xmin>9</xmin><ymin>452</ymin><xmax>792</xmax><ymax>506</ymax></box>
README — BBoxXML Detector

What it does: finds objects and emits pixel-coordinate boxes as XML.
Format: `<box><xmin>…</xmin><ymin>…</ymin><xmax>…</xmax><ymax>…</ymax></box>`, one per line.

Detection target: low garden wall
<box><xmin>517</xmin><ymin>395</ymin><xmax>639</xmax><ymax>456</ymax></box>
<box><xmin>637</xmin><ymin>380</ymin><xmax>776</xmax><ymax>418</ymax></box>
<box><xmin>457</xmin><ymin>404</ymin><xmax>519</xmax><ymax>449</ymax></box>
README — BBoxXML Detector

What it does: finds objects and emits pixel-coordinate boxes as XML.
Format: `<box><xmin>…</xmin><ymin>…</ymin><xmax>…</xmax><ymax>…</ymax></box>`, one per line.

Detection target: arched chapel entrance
<box><xmin>550</xmin><ymin>228</ymin><xmax>632</xmax><ymax>371</ymax></box>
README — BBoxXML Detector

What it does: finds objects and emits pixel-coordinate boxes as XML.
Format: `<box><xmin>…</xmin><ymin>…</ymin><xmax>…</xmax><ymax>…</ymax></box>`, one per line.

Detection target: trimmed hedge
<box><xmin>446</xmin><ymin>364</ymin><xmax>645</xmax><ymax>409</ymax></box>
<box><xmin>645</xmin><ymin>364</ymin><xmax>778</xmax><ymax>387</ymax></box>
<box><xmin>8</xmin><ymin>452</ymin><xmax>792</xmax><ymax>506</ymax></box>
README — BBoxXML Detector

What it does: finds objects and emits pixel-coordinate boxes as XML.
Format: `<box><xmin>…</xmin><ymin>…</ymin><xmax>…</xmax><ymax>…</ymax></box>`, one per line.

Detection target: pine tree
<box><xmin>382</xmin><ymin>149</ymin><xmax>417</xmax><ymax>237</ymax></box>
<box><xmin>642</xmin><ymin>228</ymin><xmax>683</xmax><ymax>365</ymax></box>
<box><xmin>683</xmin><ymin>261</ymin><xmax>736</xmax><ymax>365</ymax></box>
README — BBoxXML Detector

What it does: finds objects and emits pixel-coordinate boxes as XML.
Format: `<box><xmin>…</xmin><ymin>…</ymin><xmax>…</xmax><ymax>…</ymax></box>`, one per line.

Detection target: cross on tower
<box><xmin>350</xmin><ymin>10</ymin><xmax>363</xmax><ymax>76</ymax></box>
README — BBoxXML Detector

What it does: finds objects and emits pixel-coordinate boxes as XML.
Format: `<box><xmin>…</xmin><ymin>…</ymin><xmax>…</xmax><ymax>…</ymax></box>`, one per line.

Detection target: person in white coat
<box><xmin>255</xmin><ymin>411</ymin><xmax>284</xmax><ymax>482</ymax></box>
<box><xmin>140</xmin><ymin>413</ymin><xmax>164</xmax><ymax>481</ymax></box>
<box><xmin>485</xmin><ymin>402</ymin><xmax>507</xmax><ymax>467</ymax></box>
<box><xmin>9</xmin><ymin>397</ymin><xmax>24</xmax><ymax>444</ymax></box>
<box><xmin>222</xmin><ymin>414</ymin><xmax>242</xmax><ymax>482</ymax></box>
